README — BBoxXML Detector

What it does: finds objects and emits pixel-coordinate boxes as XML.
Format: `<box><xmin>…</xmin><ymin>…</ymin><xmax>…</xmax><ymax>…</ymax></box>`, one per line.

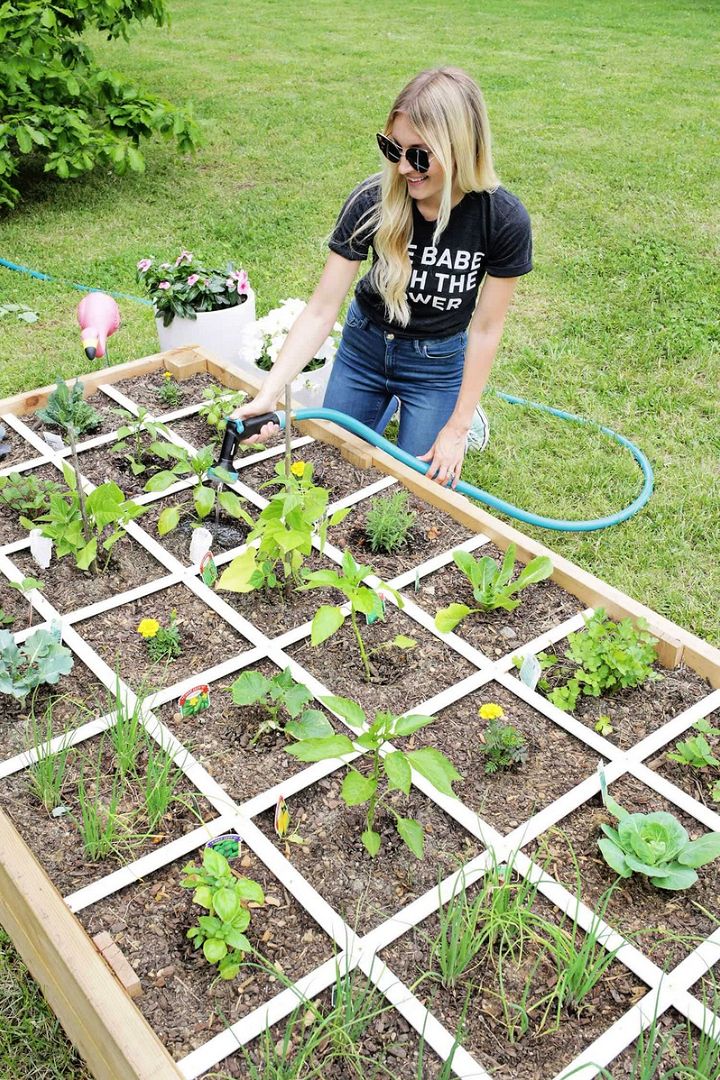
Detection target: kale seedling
<box><xmin>145</xmin><ymin>443</ymin><xmax>253</xmax><ymax>535</ymax></box>
<box><xmin>364</xmin><ymin>490</ymin><xmax>416</xmax><ymax>554</ymax></box>
<box><xmin>36</xmin><ymin>378</ymin><xmax>102</xmax><ymax>437</ymax></box>
<box><xmin>667</xmin><ymin>718</ymin><xmax>720</xmax><ymax>769</ymax></box>
<box><xmin>181</xmin><ymin>846</ymin><xmax>265</xmax><ymax>980</ymax></box>
<box><xmin>297</xmin><ymin>549</ymin><xmax>413</xmax><ymax>682</ymax></box>
<box><xmin>435</xmin><ymin>544</ymin><xmax>553</xmax><ymax>633</ymax></box>
<box><xmin>0</xmin><ymin>627</ymin><xmax>74</xmax><ymax>701</ymax></box>
<box><xmin>597</xmin><ymin>770</ymin><xmax>720</xmax><ymax>890</ymax></box>
<box><xmin>228</xmin><ymin>667</ymin><xmax>333</xmax><ymax>746</ymax></box>
<box><xmin>286</xmin><ymin>695</ymin><xmax>461</xmax><ymax>858</ymax></box>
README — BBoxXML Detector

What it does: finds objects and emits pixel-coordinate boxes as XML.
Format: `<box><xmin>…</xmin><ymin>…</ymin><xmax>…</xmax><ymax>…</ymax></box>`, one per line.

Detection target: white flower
<box><xmin>247</xmin><ymin>298</ymin><xmax>342</xmax><ymax>367</ymax></box>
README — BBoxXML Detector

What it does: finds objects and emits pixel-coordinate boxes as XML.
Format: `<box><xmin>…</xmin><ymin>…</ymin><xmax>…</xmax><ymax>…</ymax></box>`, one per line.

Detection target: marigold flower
<box><xmin>290</xmin><ymin>461</ymin><xmax>306</xmax><ymax>477</ymax></box>
<box><xmin>137</xmin><ymin>618</ymin><xmax>160</xmax><ymax>639</ymax></box>
<box><xmin>479</xmin><ymin>703</ymin><xmax>505</xmax><ymax>720</ymax></box>
<box><xmin>163</xmin><ymin>371</ymin><xmax>172</xmax><ymax>379</ymax></box>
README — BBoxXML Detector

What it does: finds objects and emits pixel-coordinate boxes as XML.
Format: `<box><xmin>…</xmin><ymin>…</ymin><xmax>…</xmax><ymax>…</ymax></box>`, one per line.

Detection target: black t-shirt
<box><xmin>328</xmin><ymin>177</ymin><xmax>532</xmax><ymax>338</ymax></box>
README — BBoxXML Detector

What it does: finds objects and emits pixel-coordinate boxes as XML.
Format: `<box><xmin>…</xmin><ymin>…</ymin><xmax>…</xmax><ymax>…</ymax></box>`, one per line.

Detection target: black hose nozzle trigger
<box><xmin>208</xmin><ymin>413</ymin><xmax>281</xmax><ymax>484</ymax></box>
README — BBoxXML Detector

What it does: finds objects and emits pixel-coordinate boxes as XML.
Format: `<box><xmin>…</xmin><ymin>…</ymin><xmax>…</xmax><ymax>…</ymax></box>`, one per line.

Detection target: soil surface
<box><xmin>327</xmin><ymin>489</ymin><xmax>474</xmax><ymax>583</ymax></box>
<box><xmin>410</xmin><ymin>680</ymin><xmax>603</xmax><ymax>834</ymax></box>
<box><xmin>255</xmin><ymin>765</ymin><xmax>480</xmax><ymax>934</ymax></box>
<box><xmin>113</xmin><ymin>371</ymin><xmax>227</xmax><ymax>412</ymax></box>
<box><xmin>78</xmin><ymin>847</ymin><xmax>335</xmax><ymax>1060</ymax></box>
<box><xmin>77</xmin><ymin>431</ymin><xmax>173</xmax><ymax>498</ymax></box>
<box><xmin>75</xmin><ymin>581</ymin><xmax>251</xmax><ymax>695</ymax></box>
<box><xmin>159</xmin><ymin>657</ymin><xmax>339</xmax><ymax>806</ymax></box>
<box><xmin>379</xmin><ymin>885</ymin><xmax>647</xmax><ymax>1080</ymax></box>
<box><xmin>237</xmin><ymin>441</ymin><xmax>384</xmax><ymax>505</ymax></box>
<box><xmin>412</xmin><ymin>542</ymin><xmax>584</xmax><ymax>658</ymax></box>
<box><xmin>647</xmin><ymin>706</ymin><xmax>720</xmax><ymax>811</ymax></box>
<box><xmin>0</xmin><ymin>732</ymin><xmax>212</xmax><ymax>897</ymax></box>
<box><xmin>0</xmin><ymin>575</ymin><xmax>29</xmax><ymax>627</ymax></box>
<box><xmin>528</xmin><ymin>772</ymin><xmax>720</xmax><ymax>970</ymax></box>
<box><xmin>137</xmin><ymin>493</ymin><xmax>251</xmax><ymax>566</ymax></box>
<box><xmin>0</xmin><ymin>431</ymin><xmax>47</xmax><ymax>470</ymax></box>
<box><xmin>605</xmin><ymin>1006</ymin><xmax>715</xmax><ymax>1077</ymax></box>
<box><xmin>286</xmin><ymin>604</ymin><xmax>477</xmax><ymax>716</ymax></box>
<box><xmin>0</xmin><ymin>461</ymin><xmax>65</xmax><ymax>546</ymax></box>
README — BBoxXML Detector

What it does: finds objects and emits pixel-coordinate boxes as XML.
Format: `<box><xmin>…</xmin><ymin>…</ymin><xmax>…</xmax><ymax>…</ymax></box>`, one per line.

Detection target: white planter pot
<box><xmin>250</xmin><ymin>358</ymin><xmax>333</xmax><ymax>408</ymax></box>
<box><xmin>155</xmin><ymin>290</ymin><xmax>257</xmax><ymax>371</ymax></box>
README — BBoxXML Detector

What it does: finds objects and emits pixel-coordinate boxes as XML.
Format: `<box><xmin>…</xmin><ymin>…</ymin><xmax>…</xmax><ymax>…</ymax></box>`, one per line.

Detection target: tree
<box><xmin>0</xmin><ymin>0</ymin><xmax>200</xmax><ymax>209</ymax></box>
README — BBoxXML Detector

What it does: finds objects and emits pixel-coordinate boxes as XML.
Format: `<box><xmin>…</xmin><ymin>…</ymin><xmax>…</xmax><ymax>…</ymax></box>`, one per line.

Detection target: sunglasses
<box><xmin>376</xmin><ymin>132</ymin><xmax>431</xmax><ymax>174</ymax></box>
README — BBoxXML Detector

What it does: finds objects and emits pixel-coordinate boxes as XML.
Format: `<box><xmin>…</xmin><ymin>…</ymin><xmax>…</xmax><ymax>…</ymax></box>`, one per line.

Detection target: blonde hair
<box><xmin>350</xmin><ymin>68</ymin><xmax>499</xmax><ymax>326</ymax></box>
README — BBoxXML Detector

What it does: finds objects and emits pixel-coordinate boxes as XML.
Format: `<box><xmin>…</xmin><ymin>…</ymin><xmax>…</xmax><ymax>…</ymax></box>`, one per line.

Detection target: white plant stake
<box><xmin>29</xmin><ymin>528</ymin><xmax>52</xmax><ymax>569</ymax></box>
<box><xmin>189</xmin><ymin>526</ymin><xmax>213</xmax><ymax>567</ymax></box>
<box><xmin>42</xmin><ymin>431</ymin><xmax>65</xmax><ymax>451</ymax></box>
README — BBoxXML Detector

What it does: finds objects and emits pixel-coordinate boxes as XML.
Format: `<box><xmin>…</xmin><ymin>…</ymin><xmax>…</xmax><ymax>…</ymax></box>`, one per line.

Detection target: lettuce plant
<box><xmin>598</xmin><ymin>772</ymin><xmax>720</xmax><ymax>890</ymax></box>
<box><xmin>0</xmin><ymin>627</ymin><xmax>74</xmax><ymax>701</ymax></box>
<box><xmin>435</xmin><ymin>544</ymin><xmax>553</xmax><ymax>633</ymax></box>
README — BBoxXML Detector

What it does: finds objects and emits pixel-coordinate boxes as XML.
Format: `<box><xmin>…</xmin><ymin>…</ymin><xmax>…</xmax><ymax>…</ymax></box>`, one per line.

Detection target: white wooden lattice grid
<box><xmin>1</xmin><ymin>386</ymin><xmax>719</xmax><ymax>1078</ymax></box>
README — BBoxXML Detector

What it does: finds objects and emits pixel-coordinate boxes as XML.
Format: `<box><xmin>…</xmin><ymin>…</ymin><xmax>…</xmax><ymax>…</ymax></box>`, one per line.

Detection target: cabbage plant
<box><xmin>598</xmin><ymin>772</ymin><xmax>720</xmax><ymax>890</ymax></box>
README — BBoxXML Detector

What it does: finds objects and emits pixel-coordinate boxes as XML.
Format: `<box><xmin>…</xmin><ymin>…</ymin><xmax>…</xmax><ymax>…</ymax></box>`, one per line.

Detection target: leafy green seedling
<box><xmin>667</xmin><ymin>732</ymin><xmax>720</xmax><ymax>770</ymax></box>
<box><xmin>711</xmin><ymin>780</ymin><xmax>720</xmax><ymax>804</ymax></box>
<box><xmin>364</xmin><ymin>490</ymin><xmax>416</xmax><ymax>554</ymax></box>
<box><xmin>286</xmin><ymin>695</ymin><xmax>461</xmax><ymax>858</ymax></box>
<box><xmin>0</xmin><ymin>470</ymin><xmax>63</xmax><ymax>520</ymax></box>
<box><xmin>594</xmin><ymin>715</ymin><xmax>613</xmax><ymax>736</ymax></box>
<box><xmin>228</xmin><ymin>667</ymin><xmax>333</xmax><ymax>746</ymax></box>
<box><xmin>199</xmin><ymin>386</ymin><xmax>247</xmax><ymax>437</ymax></box>
<box><xmin>156</xmin><ymin>374</ymin><xmax>181</xmax><ymax>408</ymax></box>
<box><xmin>8</xmin><ymin>576</ymin><xmax>43</xmax><ymax>628</ymax></box>
<box><xmin>0</xmin><ymin>627</ymin><xmax>73</xmax><ymax>701</ymax></box>
<box><xmin>0</xmin><ymin>609</ymin><xmax>14</xmax><ymax>628</ymax></box>
<box><xmin>479</xmin><ymin>719</ymin><xmax>528</xmax><ymax>774</ymax></box>
<box><xmin>435</xmin><ymin>543</ymin><xmax>553</xmax><ymax>633</ymax></box>
<box><xmin>36</xmin><ymin>378</ymin><xmax>101</xmax><ymax>436</ymax></box>
<box><xmin>181</xmin><ymin>846</ymin><xmax>265</xmax><ymax>980</ymax></box>
<box><xmin>145</xmin><ymin>442</ymin><xmax>253</xmax><ymax>535</ymax></box>
<box><xmin>111</xmin><ymin>407</ymin><xmax>171</xmax><ymax>476</ymax></box>
<box><xmin>597</xmin><ymin>770</ymin><xmax>720</xmax><ymax>890</ymax></box>
<box><xmin>297</xmin><ymin>549</ymin><xmax>407</xmax><ymax>682</ymax></box>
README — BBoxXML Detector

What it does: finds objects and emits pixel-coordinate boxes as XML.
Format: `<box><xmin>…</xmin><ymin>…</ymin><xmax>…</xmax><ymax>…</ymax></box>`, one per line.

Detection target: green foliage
<box><xmin>35</xmin><ymin>379</ymin><xmax>101</xmax><ymax>437</ymax></box>
<box><xmin>111</xmin><ymin>407</ymin><xmax>170</xmax><ymax>476</ymax></box>
<box><xmin>143</xmin><ymin>742</ymin><xmax>184</xmax><ymax>829</ymax></box>
<box><xmin>364</xmin><ymin>490</ymin><xmax>416</xmax><ymax>554</ymax></box>
<box><xmin>8</xmin><ymin>576</ymin><xmax>43</xmax><ymax>629</ymax></box>
<box><xmin>144</xmin><ymin>441</ymin><xmax>253</xmax><ymax>534</ymax></box>
<box><xmin>597</xmin><ymin>771</ymin><xmax>720</xmax><ymax>890</ymax></box>
<box><xmin>145</xmin><ymin>612</ymin><xmax>182</xmax><ymax>663</ymax></box>
<box><xmin>228</xmin><ymin>667</ymin><xmax>333</xmax><ymax>746</ymax></box>
<box><xmin>479</xmin><ymin>720</ymin><xmax>528</xmax><ymax>774</ymax></box>
<box><xmin>74</xmin><ymin>770</ymin><xmax>124</xmax><ymax>860</ymax></box>
<box><xmin>0</xmin><ymin>610</ymin><xmax>14</xmax><ymax>628</ymax></box>
<box><xmin>181</xmin><ymin>846</ymin><xmax>264</xmax><ymax>980</ymax></box>
<box><xmin>198</xmin><ymin>386</ymin><xmax>247</xmax><ymax>436</ymax></box>
<box><xmin>286</xmin><ymin>695</ymin><xmax>460</xmax><ymax>859</ymax></box>
<box><xmin>667</xmin><ymin>718</ymin><xmax>720</xmax><ymax>769</ymax></box>
<box><xmin>27</xmin><ymin>709</ymin><xmax>71</xmax><ymax>814</ymax></box>
<box><xmin>217</xmin><ymin>460</ymin><xmax>347</xmax><ymax>593</ymax></box>
<box><xmin>537</xmin><ymin>609</ymin><xmax>661</xmax><ymax>712</ymax></box>
<box><xmin>0</xmin><ymin>627</ymin><xmax>73</xmax><ymax>701</ymax></box>
<box><xmin>0</xmin><ymin>470</ymin><xmax>63</xmax><ymax>521</ymax></box>
<box><xmin>137</xmin><ymin>255</ymin><xmax>249</xmax><ymax>326</ymax></box>
<box><xmin>155</xmin><ymin>374</ymin><xmax>181</xmax><ymax>409</ymax></box>
<box><xmin>435</xmin><ymin>544</ymin><xmax>553</xmax><ymax>633</ymax></box>
<box><xmin>0</xmin><ymin>0</ymin><xmax>199</xmax><ymax>210</ymax></box>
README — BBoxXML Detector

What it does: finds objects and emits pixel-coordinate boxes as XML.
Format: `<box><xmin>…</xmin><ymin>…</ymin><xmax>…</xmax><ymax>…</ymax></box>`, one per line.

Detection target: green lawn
<box><xmin>0</xmin><ymin>0</ymin><xmax>718</xmax><ymax>1074</ymax></box>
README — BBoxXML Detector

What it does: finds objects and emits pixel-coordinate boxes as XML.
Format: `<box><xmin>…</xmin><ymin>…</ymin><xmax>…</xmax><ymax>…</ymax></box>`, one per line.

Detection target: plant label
<box><xmin>200</xmin><ymin>552</ymin><xmax>218</xmax><ymax>587</ymax></box>
<box><xmin>518</xmin><ymin>653</ymin><xmax>542</xmax><ymax>691</ymax></box>
<box><xmin>205</xmin><ymin>832</ymin><xmax>242</xmax><ymax>860</ymax></box>
<box><xmin>42</xmin><ymin>431</ymin><xmax>65</xmax><ymax>451</ymax></box>
<box><xmin>366</xmin><ymin>592</ymin><xmax>387</xmax><ymax>625</ymax></box>
<box><xmin>190</xmin><ymin>527</ymin><xmax>213</xmax><ymax>567</ymax></box>
<box><xmin>29</xmin><ymin>529</ymin><xmax>52</xmax><ymax>569</ymax></box>
<box><xmin>178</xmin><ymin>684</ymin><xmax>210</xmax><ymax>717</ymax></box>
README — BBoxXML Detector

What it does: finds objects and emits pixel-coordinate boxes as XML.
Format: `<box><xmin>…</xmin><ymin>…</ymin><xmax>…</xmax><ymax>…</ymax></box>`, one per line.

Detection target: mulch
<box><xmin>646</xmin><ymin>706</ymin><xmax>720</xmax><ymax>810</ymax></box>
<box><xmin>112</xmin><ymin>371</ymin><xmax>227</xmax><ymax>413</ymax></box>
<box><xmin>137</xmin><ymin>493</ymin><xmax>251</xmax><ymax>566</ymax></box>
<box><xmin>76</xmin><ymin>432</ymin><xmax>172</xmax><ymax>498</ymax></box>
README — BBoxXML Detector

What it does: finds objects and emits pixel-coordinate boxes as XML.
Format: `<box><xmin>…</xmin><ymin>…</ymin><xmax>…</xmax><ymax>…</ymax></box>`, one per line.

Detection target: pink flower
<box><xmin>158</xmin><ymin>281</ymin><xmax>171</xmax><ymax>290</ymax></box>
<box><xmin>175</xmin><ymin>250</ymin><xmax>193</xmax><ymax>266</ymax></box>
<box><xmin>186</xmin><ymin>274</ymin><xmax>200</xmax><ymax>286</ymax></box>
<box><xmin>136</xmin><ymin>258</ymin><xmax>153</xmax><ymax>272</ymax></box>
<box><xmin>235</xmin><ymin>268</ymin><xmax>249</xmax><ymax>295</ymax></box>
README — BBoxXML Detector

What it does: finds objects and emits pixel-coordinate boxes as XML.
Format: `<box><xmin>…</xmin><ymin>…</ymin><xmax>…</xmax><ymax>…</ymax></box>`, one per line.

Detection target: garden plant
<box><xmin>435</xmin><ymin>544</ymin><xmax>553</xmax><ymax>633</ymax></box>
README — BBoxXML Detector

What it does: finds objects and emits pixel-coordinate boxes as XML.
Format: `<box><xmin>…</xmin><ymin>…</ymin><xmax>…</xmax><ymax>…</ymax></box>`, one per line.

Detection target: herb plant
<box><xmin>111</xmin><ymin>407</ymin><xmax>171</xmax><ymax>477</ymax></box>
<box><xmin>156</xmin><ymin>373</ymin><xmax>182</xmax><ymax>409</ymax></box>
<box><xmin>228</xmin><ymin>667</ymin><xmax>334</xmax><ymax>746</ymax></box>
<box><xmin>597</xmin><ymin>771</ymin><xmax>720</xmax><ymax>889</ymax></box>
<box><xmin>0</xmin><ymin>627</ymin><xmax>74</xmax><ymax>701</ymax></box>
<box><xmin>75</xmin><ymin>770</ymin><xmax>124</xmax><ymax>860</ymax></box>
<box><xmin>27</xmin><ymin>709</ymin><xmax>71</xmax><ymax>813</ymax></box>
<box><xmin>0</xmin><ymin>470</ymin><xmax>63</xmax><ymax>521</ymax></box>
<box><xmin>35</xmin><ymin>379</ymin><xmax>102</xmax><ymax>437</ymax></box>
<box><xmin>298</xmin><ymin>550</ymin><xmax>411</xmax><ymax>682</ymax></box>
<box><xmin>181</xmin><ymin>846</ymin><xmax>265</xmax><ymax>980</ymax></box>
<box><xmin>199</xmin><ymin>386</ymin><xmax>248</xmax><ymax>437</ymax></box>
<box><xmin>144</xmin><ymin>743</ymin><xmax>185</xmax><ymax>829</ymax></box>
<box><xmin>7</xmin><ymin>577</ymin><xmax>43</xmax><ymax>628</ymax></box>
<box><xmin>144</xmin><ymin>443</ymin><xmax>253</xmax><ymax>535</ymax></box>
<box><xmin>667</xmin><ymin>718</ymin><xmax>720</xmax><ymax>769</ymax></box>
<box><xmin>286</xmin><ymin>695</ymin><xmax>461</xmax><ymax>858</ymax></box>
<box><xmin>435</xmin><ymin>544</ymin><xmax>553</xmax><ymax>633</ymax></box>
<box><xmin>364</xmin><ymin>490</ymin><xmax>416</xmax><ymax>553</ymax></box>
<box><xmin>536</xmin><ymin>610</ymin><xmax>661</xmax><ymax>712</ymax></box>
<box><xmin>479</xmin><ymin>719</ymin><xmax>528</xmax><ymax>774</ymax></box>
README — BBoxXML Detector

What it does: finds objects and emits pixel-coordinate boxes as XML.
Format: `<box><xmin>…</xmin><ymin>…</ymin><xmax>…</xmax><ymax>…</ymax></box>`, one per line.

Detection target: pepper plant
<box><xmin>286</xmin><ymin>696</ymin><xmax>461</xmax><ymax>858</ymax></box>
<box><xmin>144</xmin><ymin>443</ymin><xmax>253</xmax><ymax>535</ymax></box>
<box><xmin>0</xmin><ymin>627</ymin><xmax>74</xmax><ymax>701</ymax></box>
<box><xmin>228</xmin><ymin>667</ymin><xmax>334</xmax><ymax>746</ymax></box>
<box><xmin>297</xmin><ymin>550</ymin><xmax>412</xmax><ymax>682</ymax></box>
<box><xmin>199</xmin><ymin>387</ymin><xmax>248</xmax><ymax>439</ymax></box>
<box><xmin>111</xmin><ymin>407</ymin><xmax>171</xmax><ymax>477</ymax></box>
<box><xmin>181</xmin><ymin>846</ymin><xmax>265</xmax><ymax>980</ymax></box>
<box><xmin>435</xmin><ymin>544</ymin><xmax>553</xmax><ymax>633</ymax></box>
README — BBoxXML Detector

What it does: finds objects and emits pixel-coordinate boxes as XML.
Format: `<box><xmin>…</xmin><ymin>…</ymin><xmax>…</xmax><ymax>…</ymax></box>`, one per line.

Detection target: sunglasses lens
<box><xmin>408</xmin><ymin>148</ymin><xmax>430</xmax><ymax>174</ymax></box>
<box><xmin>376</xmin><ymin>133</ymin><xmax>401</xmax><ymax>163</ymax></box>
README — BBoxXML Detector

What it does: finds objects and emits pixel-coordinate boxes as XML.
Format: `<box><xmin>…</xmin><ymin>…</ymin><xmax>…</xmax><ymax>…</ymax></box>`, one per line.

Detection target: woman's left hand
<box><xmin>417</xmin><ymin>422</ymin><xmax>468</xmax><ymax>489</ymax></box>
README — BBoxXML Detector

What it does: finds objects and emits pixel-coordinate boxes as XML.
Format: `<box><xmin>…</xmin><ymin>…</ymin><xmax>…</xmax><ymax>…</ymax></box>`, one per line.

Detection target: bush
<box><xmin>0</xmin><ymin>0</ymin><xmax>200</xmax><ymax>209</ymax></box>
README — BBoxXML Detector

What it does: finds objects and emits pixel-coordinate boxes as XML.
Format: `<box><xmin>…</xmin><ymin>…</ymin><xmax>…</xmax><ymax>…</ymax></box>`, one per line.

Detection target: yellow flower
<box><xmin>479</xmin><ymin>703</ymin><xmax>505</xmax><ymax>720</ymax></box>
<box><xmin>290</xmin><ymin>460</ymin><xmax>306</xmax><ymax>477</ymax></box>
<box><xmin>274</xmin><ymin>795</ymin><xmax>290</xmax><ymax>837</ymax></box>
<box><xmin>163</xmin><ymin>371</ymin><xmax>173</xmax><ymax>379</ymax></box>
<box><xmin>137</xmin><ymin>618</ymin><xmax>160</xmax><ymax>639</ymax></box>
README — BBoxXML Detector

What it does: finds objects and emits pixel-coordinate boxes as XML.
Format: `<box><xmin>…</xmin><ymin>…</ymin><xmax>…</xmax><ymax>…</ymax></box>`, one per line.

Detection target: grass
<box><xmin>0</xmin><ymin>0</ymin><xmax>718</xmax><ymax>1074</ymax></box>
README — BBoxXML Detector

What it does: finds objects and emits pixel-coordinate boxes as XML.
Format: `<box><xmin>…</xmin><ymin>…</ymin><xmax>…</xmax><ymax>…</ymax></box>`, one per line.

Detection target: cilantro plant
<box><xmin>144</xmin><ymin>442</ymin><xmax>253</xmax><ymax>535</ymax></box>
<box><xmin>228</xmin><ymin>667</ymin><xmax>333</xmax><ymax>746</ymax></box>
<box><xmin>0</xmin><ymin>627</ymin><xmax>74</xmax><ymax>701</ymax></box>
<box><xmin>364</xmin><ymin>490</ymin><xmax>417</xmax><ymax>554</ymax></box>
<box><xmin>479</xmin><ymin>720</ymin><xmax>528</xmax><ymax>774</ymax></box>
<box><xmin>298</xmin><ymin>550</ymin><xmax>413</xmax><ymax>682</ymax></box>
<box><xmin>216</xmin><ymin>461</ymin><xmax>348</xmax><ymax>594</ymax></box>
<box><xmin>535</xmin><ymin>609</ymin><xmax>661</xmax><ymax>712</ymax></box>
<box><xmin>435</xmin><ymin>544</ymin><xmax>553</xmax><ymax>633</ymax></box>
<box><xmin>667</xmin><ymin>718</ymin><xmax>720</xmax><ymax>769</ymax></box>
<box><xmin>111</xmin><ymin>407</ymin><xmax>171</xmax><ymax>477</ymax></box>
<box><xmin>181</xmin><ymin>846</ymin><xmax>265</xmax><ymax>980</ymax></box>
<box><xmin>286</xmin><ymin>695</ymin><xmax>461</xmax><ymax>858</ymax></box>
<box><xmin>597</xmin><ymin>771</ymin><xmax>720</xmax><ymax>890</ymax></box>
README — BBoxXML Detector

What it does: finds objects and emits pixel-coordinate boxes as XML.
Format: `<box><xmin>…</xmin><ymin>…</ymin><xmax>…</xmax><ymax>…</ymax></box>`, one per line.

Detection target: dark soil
<box><xmin>76</xmin><ymin>432</ymin><xmax>173</xmax><ymax>498</ymax></box>
<box><xmin>286</xmin><ymin>604</ymin><xmax>476</xmax><ymax>716</ymax></box>
<box><xmin>0</xmin><ymin>431</ymin><xmax>46</xmax><ymax>470</ymax></box>
<box><xmin>23</xmin><ymin>390</ymin><xmax>121</xmax><ymax>440</ymax></box>
<box><xmin>0</xmin><ymin>733</ymin><xmax>212</xmax><ymax>897</ymax></box>
<box><xmin>12</xmin><ymin>534</ymin><xmax>167</xmax><ymax>614</ymax></box>
<box><xmin>138</xmin><ymin>495</ymin><xmax>251</xmax><ymax>566</ymax></box>
<box><xmin>112</xmin><ymin>371</ymin><xmax>227</xmax><ymax>413</ymax></box>
<box><xmin>0</xmin><ymin>657</ymin><xmax>109</xmax><ymax>763</ymax></box>
<box><xmin>528</xmin><ymin>772</ymin><xmax>720</xmax><ymax>970</ymax></box>
<box><xmin>255</xmin><ymin>765</ymin><xmax>480</xmax><ymax>934</ymax></box>
<box><xmin>78</xmin><ymin>847</ymin><xmax>335</xmax><ymax>1060</ymax></box>
<box><xmin>158</xmin><ymin>657</ymin><xmax>339</xmax><ymax>804</ymax></box>
<box><xmin>647</xmin><ymin>707</ymin><xmax>720</xmax><ymax>810</ymax></box>
<box><xmin>0</xmin><ymin>576</ymin><xmax>28</xmax><ymax>627</ymax></box>
<box><xmin>327</xmin><ymin>489</ymin><xmax>474</xmax><ymax>582</ymax></box>
<box><xmin>0</xmin><ymin>462</ymin><xmax>65</xmax><ymax>547</ymax></box>
<box><xmin>412</xmin><ymin>542</ymin><xmax>584</xmax><ymax>657</ymax></box>
<box><xmin>237</xmin><ymin>441</ymin><xmax>384</xmax><ymax>504</ymax></box>
<box><xmin>379</xmin><ymin>884</ymin><xmax>647</xmax><ymax>1080</ymax></box>
<box><xmin>410</xmin><ymin>680</ymin><xmax>603</xmax><ymax>834</ymax></box>
<box><xmin>75</xmin><ymin>582</ymin><xmax>251</xmax><ymax>695</ymax></box>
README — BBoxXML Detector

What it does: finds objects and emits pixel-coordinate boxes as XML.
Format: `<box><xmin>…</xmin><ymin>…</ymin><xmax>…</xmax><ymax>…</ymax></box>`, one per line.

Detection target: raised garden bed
<box><xmin>1</xmin><ymin>346</ymin><xmax>719</xmax><ymax>1080</ymax></box>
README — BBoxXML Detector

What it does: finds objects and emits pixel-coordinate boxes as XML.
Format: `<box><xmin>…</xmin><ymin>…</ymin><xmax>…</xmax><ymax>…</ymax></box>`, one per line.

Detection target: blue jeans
<box><xmin>323</xmin><ymin>300</ymin><xmax>466</xmax><ymax>458</ymax></box>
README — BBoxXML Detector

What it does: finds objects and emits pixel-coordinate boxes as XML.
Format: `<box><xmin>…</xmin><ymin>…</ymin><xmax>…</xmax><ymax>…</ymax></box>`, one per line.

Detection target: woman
<box><xmin>235</xmin><ymin>67</ymin><xmax>532</xmax><ymax>487</ymax></box>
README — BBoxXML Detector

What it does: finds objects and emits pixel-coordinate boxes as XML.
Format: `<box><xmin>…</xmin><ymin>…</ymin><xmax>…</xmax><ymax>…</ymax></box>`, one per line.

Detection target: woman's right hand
<box><xmin>230</xmin><ymin>392</ymin><xmax>281</xmax><ymax>444</ymax></box>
